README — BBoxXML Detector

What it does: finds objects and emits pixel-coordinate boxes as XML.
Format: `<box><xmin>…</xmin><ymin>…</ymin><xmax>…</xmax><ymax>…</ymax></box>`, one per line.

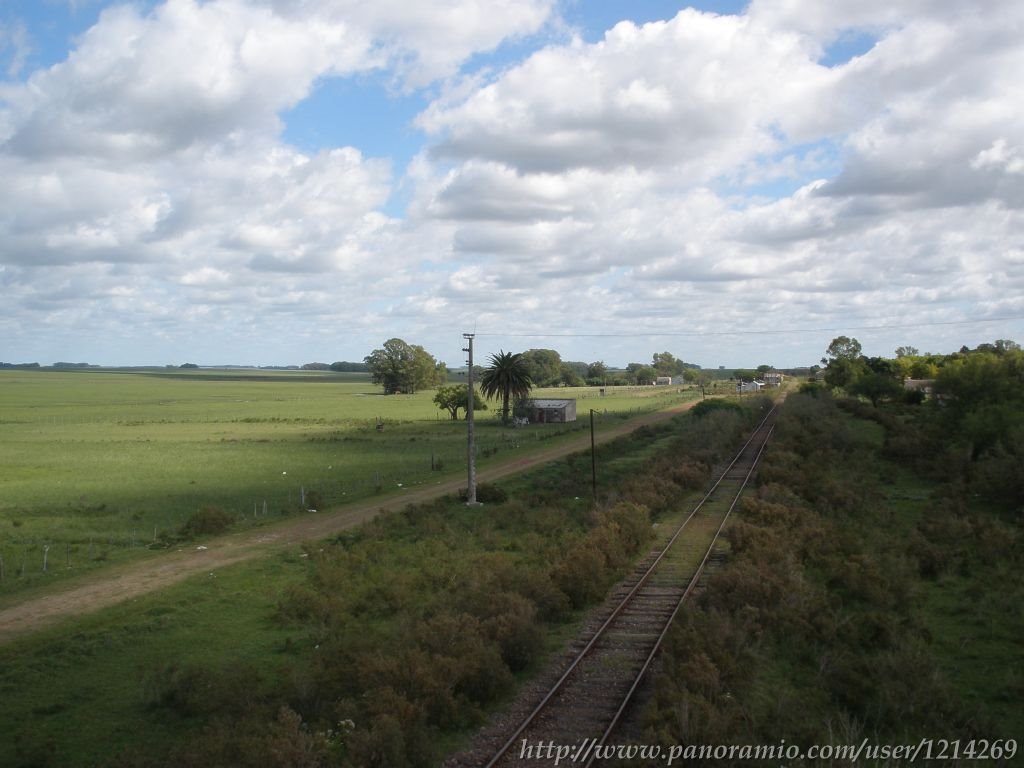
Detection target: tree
<box><xmin>559</xmin><ymin>364</ymin><xmax>584</xmax><ymax>387</ymax></box>
<box><xmin>934</xmin><ymin>349</ymin><xmax>1024</xmax><ymax>459</ymax></box>
<box><xmin>433</xmin><ymin>385</ymin><xmax>487</xmax><ymax>420</ymax></box>
<box><xmin>910</xmin><ymin>359</ymin><xmax>938</xmax><ymax>379</ymax></box>
<box><xmin>633</xmin><ymin>365</ymin><xmax>657</xmax><ymax>385</ymax></box>
<box><xmin>822</xmin><ymin>336</ymin><xmax>862</xmax><ymax>365</ymax></box>
<box><xmin>480</xmin><ymin>351</ymin><xmax>534</xmax><ymax>424</ymax></box>
<box><xmin>563</xmin><ymin>361</ymin><xmax>589</xmax><ymax>379</ymax></box>
<box><xmin>586</xmin><ymin>361</ymin><xmax>607</xmax><ymax>384</ymax></box>
<box><xmin>652</xmin><ymin>351</ymin><xmax>684</xmax><ymax>377</ymax></box>
<box><xmin>329</xmin><ymin>361</ymin><xmax>369</xmax><ymax>372</ymax></box>
<box><xmin>823</xmin><ymin>356</ymin><xmax>865</xmax><ymax>390</ymax></box>
<box><xmin>851</xmin><ymin>370</ymin><xmax>903</xmax><ymax>406</ymax></box>
<box><xmin>821</xmin><ymin>336</ymin><xmax>866</xmax><ymax>391</ymax></box>
<box><xmin>520</xmin><ymin>349</ymin><xmax>562</xmax><ymax>387</ymax></box>
<box><xmin>894</xmin><ymin>346</ymin><xmax>919</xmax><ymax>358</ymax></box>
<box><xmin>364</xmin><ymin>338</ymin><xmax>445</xmax><ymax>394</ymax></box>
<box><xmin>683</xmin><ymin>368</ymin><xmax>713</xmax><ymax>396</ymax></box>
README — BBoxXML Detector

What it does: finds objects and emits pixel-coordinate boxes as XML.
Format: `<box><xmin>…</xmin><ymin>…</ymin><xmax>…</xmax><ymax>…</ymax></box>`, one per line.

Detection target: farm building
<box><xmin>903</xmin><ymin>378</ymin><xmax>935</xmax><ymax>397</ymax></box>
<box><xmin>655</xmin><ymin>376</ymin><xmax>673</xmax><ymax>386</ymax></box>
<box><xmin>525</xmin><ymin>398</ymin><xmax>577</xmax><ymax>423</ymax></box>
<box><xmin>737</xmin><ymin>381</ymin><xmax>764</xmax><ymax>394</ymax></box>
<box><xmin>763</xmin><ymin>370</ymin><xmax>785</xmax><ymax>386</ymax></box>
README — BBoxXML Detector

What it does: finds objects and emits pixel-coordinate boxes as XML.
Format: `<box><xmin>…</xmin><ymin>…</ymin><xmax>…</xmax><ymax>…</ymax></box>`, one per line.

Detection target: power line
<box><xmin>474</xmin><ymin>314</ymin><xmax>1024</xmax><ymax>340</ymax></box>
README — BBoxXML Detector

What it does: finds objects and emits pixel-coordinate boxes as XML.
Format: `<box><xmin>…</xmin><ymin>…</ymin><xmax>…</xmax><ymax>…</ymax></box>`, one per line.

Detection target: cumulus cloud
<box><xmin>0</xmin><ymin>0</ymin><xmax>557</xmax><ymax>363</ymax></box>
<box><xmin>0</xmin><ymin>19</ymin><xmax>30</xmax><ymax>79</ymax></box>
<box><xmin>1</xmin><ymin>0</ymin><xmax>1021</xmax><ymax>366</ymax></box>
<box><xmin>401</xmin><ymin>1</ymin><xmax>1024</xmax><ymax>362</ymax></box>
<box><xmin>418</xmin><ymin>10</ymin><xmax>834</xmax><ymax>177</ymax></box>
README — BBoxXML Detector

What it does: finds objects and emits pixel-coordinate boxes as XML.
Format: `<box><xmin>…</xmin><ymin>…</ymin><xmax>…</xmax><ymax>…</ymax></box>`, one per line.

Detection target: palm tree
<box><xmin>480</xmin><ymin>350</ymin><xmax>533</xmax><ymax>424</ymax></box>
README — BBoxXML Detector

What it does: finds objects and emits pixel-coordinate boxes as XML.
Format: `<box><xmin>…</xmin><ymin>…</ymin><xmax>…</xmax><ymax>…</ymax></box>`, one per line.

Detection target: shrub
<box><xmin>691</xmin><ymin>399</ymin><xmax>743</xmax><ymax>418</ymax></box>
<box><xmin>414</xmin><ymin>612</ymin><xmax>513</xmax><ymax>704</ymax></box>
<box><xmin>144</xmin><ymin>661</ymin><xmax>261</xmax><ymax>718</ymax></box>
<box><xmin>477</xmin><ymin>592</ymin><xmax>542</xmax><ymax>672</ymax></box>
<box><xmin>600</xmin><ymin>502</ymin><xmax>652</xmax><ymax>555</ymax></box>
<box><xmin>551</xmin><ymin>542</ymin><xmax>605</xmax><ymax>608</ymax></box>
<box><xmin>178</xmin><ymin>506</ymin><xmax>235</xmax><ymax>539</ymax></box>
<box><xmin>475</xmin><ymin>483</ymin><xmax>509</xmax><ymax>504</ymax></box>
<box><xmin>457</xmin><ymin>483</ymin><xmax>508</xmax><ymax>504</ymax></box>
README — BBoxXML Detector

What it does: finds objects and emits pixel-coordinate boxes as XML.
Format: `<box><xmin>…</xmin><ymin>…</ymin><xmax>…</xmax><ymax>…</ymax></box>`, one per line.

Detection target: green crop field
<box><xmin>0</xmin><ymin>368</ymin><xmax>699</xmax><ymax>597</ymax></box>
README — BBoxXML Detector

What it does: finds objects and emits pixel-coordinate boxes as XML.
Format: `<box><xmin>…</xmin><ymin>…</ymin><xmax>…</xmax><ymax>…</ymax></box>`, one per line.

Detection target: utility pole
<box><xmin>463</xmin><ymin>333</ymin><xmax>480</xmax><ymax>505</ymax></box>
<box><xmin>590</xmin><ymin>409</ymin><xmax>597</xmax><ymax>504</ymax></box>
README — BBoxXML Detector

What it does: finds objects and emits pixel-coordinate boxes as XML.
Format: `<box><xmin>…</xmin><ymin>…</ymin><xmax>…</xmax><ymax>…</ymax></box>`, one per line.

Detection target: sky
<box><xmin>1</xmin><ymin>0</ymin><xmax>1022</xmax><ymax>369</ymax></box>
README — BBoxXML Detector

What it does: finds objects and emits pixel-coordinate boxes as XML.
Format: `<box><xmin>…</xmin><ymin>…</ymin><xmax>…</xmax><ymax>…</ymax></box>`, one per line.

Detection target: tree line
<box><xmin>816</xmin><ymin>335</ymin><xmax>1022</xmax><ymax>502</ymax></box>
<box><xmin>361</xmin><ymin>338</ymin><xmax>706</xmax><ymax>393</ymax></box>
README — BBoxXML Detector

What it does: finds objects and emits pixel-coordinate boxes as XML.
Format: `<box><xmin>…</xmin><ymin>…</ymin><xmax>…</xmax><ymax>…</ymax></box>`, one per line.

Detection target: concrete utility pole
<box><xmin>463</xmin><ymin>333</ymin><xmax>480</xmax><ymax>505</ymax></box>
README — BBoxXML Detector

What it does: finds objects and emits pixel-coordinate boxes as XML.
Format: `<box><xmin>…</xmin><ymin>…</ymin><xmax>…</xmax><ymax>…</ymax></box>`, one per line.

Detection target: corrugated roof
<box><xmin>529</xmin><ymin>399</ymin><xmax>575</xmax><ymax>408</ymax></box>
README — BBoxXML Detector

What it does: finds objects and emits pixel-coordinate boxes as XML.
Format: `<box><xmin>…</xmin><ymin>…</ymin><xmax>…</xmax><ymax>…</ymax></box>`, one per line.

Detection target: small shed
<box><xmin>655</xmin><ymin>376</ymin><xmax>673</xmax><ymax>386</ymax></box>
<box><xmin>525</xmin><ymin>398</ymin><xmax>577</xmax><ymax>423</ymax></box>
<box><xmin>903</xmin><ymin>378</ymin><xmax>935</xmax><ymax>397</ymax></box>
<box><xmin>737</xmin><ymin>381</ymin><xmax>764</xmax><ymax>393</ymax></box>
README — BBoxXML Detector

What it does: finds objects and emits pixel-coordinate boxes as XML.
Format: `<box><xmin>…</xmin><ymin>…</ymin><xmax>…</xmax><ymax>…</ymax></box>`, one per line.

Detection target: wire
<box><xmin>473</xmin><ymin>314</ymin><xmax>1024</xmax><ymax>339</ymax></box>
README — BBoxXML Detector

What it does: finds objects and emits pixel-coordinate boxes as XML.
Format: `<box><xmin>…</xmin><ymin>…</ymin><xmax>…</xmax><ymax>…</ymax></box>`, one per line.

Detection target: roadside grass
<box><xmin>919</xmin><ymin>564</ymin><xmax>1024</xmax><ymax>736</ymax></box>
<box><xmin>0</xmin><ymin>551</ymin><xmax>308</xmax><ymax>767</ymax></box>
<box><xmin>843</xmin><ymin>401</ymin><xmax>1022</xmax><ymax>731</ymax></box>
<box><xmin>878</xmin><ymin>469</ymin><xmax>1024</xmax><ymax>738</ymax></box>
<box><xmin>0</xmin><ymin>369</ymin><xmax>699</xmax><ymax>598</ymax></box>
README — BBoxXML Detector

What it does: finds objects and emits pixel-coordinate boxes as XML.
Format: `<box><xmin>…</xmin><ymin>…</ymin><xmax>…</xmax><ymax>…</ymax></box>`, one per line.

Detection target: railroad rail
<box><xmin>474</xmin><ymin>406</ymin><xmax>777</xmax><ymax>768</ymax></box>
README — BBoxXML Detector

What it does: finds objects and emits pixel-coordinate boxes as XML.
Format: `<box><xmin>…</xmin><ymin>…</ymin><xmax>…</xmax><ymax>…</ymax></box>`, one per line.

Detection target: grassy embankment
<box><xmin>0</xmin><ymin>368</ymin><xmax>696</xmax><ymax>600</ymax></box>
<box><xmin>0</xmin><ymin>390</ymin><xmax>767</xmax><ymax>767</ymax></box>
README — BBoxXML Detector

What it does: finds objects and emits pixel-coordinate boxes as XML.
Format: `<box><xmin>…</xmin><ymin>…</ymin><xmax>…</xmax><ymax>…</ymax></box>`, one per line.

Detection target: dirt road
<box><xmin>0</xmin><ymin>403</ymin><xmax>696</xmax><ymax>645</ymax></box>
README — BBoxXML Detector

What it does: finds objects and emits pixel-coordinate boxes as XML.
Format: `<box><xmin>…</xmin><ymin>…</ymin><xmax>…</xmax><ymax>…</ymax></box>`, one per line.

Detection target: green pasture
<box><xmin>0</xmin><ymin>394</ymin><xmax>731</xmax><ymax>768</ymax></box>
<box><xmin>0</xmin><ymin>369</ymin><xmax>698</xmax><ymax>596</ymax></box>
<box><xmin>0</xmin><ymin>551</ymin><xmax>309</xmax><ymax>766</ymax></box>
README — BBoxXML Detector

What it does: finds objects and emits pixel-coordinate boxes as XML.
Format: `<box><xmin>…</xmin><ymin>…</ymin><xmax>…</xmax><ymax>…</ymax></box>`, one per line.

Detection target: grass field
<box><xmin>0</xmin><ymin>385</ymin><xmax>742</xmax><ymax>768</ymax></box>
<box><xmin>0</xmin><ymin>368</ymin><xmax>700</xmax><ymax>596</ymax></box>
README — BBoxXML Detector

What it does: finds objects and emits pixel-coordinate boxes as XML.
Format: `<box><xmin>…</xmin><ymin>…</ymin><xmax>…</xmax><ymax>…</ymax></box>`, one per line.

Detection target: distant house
<box><xmin>903</xmin><ymin>378</ymin><xmax>935</xmax><ymax>398</ymax></box>
<box><xmin>525</xmin><ymin>398</ymin><xmax>577</xmax><ymax>423</ymax></box>
<box><xmin>763</xmin><ymin>370</ymin><xmax>785</xmax><ymax>387</ymax></box>
<box><xmin>655</xmin><ymin>376</ymin><xmax>673</xmax><ymax>386</ymax></box>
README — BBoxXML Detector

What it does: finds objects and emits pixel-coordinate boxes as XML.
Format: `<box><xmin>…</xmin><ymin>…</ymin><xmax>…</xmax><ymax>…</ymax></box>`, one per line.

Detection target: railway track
<box><xmin>456</xmin><ymin>407</ymin><xmax>777</xmax><ymax>768</ymax></box>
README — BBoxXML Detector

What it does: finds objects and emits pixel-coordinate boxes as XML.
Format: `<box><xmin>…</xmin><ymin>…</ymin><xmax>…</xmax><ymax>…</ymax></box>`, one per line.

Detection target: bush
<box><xmin>691</xmin><ymin>399</ymin><xmax>743</xmax><ymax>418</ymax></box>
<box><xmin>178</xmin><ymin>506</ymin><xmax>235</xmax><ymax>539</ymax></box>
<box><xmin>475</xmin><ymin>483</ymin><xmax>509</xmax><ymax>504</ymax></box>
<box><xmin>144</xmin><ymin>661</ymin><xmax>260</xmax><ymax>718</ymax></box>
<box><xmin>551</xmin><ymin>542</ymin><xmax>606</xmax><ymax>608</ymax></box>
<box><xmin>457</xmin><ymin>483</ymin><xmax>508</xmax><ymax>504</ymax></box>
